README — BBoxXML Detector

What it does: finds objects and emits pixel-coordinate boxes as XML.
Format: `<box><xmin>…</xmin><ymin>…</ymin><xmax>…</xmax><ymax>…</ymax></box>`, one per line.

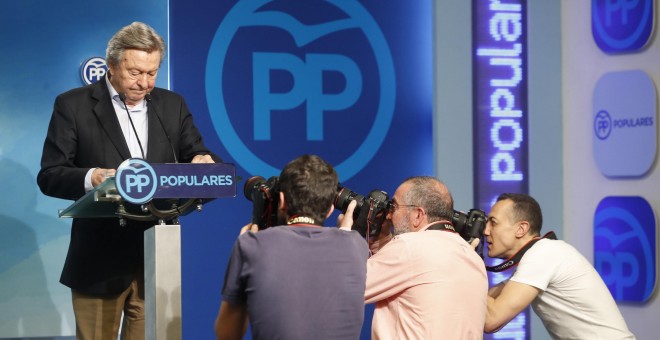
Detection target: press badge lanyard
<box><xmin>486</xmin><ymin>231</ymin><xmax>557</xmax><ymax>272</ymax></box>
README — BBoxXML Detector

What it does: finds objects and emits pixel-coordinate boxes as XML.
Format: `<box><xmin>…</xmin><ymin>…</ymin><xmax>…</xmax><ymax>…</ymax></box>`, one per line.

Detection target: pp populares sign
<box><xmin>592</xmin><ymin>70</ymin><xmax>657</xmax><ymax>178</ymax></box>
<box><xmin>115</xmin><ymin>159</ymin><xmax>236</xmax><ymax>204</ymax></box>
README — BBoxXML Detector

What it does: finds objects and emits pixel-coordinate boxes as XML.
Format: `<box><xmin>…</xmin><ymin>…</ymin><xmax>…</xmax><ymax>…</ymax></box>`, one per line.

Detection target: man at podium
<box><xmin>37</xmin><ymin>21</ymin><xmax>219</xmax><ymax>340</ymax></box>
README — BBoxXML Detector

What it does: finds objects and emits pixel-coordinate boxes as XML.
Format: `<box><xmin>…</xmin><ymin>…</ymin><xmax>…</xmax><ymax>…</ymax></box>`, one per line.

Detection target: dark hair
<box><xmin>496</xmin><ymin>193</ymin><xmax>543</xmax><ymax>236</ymax></box>
<box><xmin>279</xmin><ymin>155</ymin><xmax>338</xmax><ymax>225</ymax></box>
<box><xmin>106</xmin><ymin>22</ymin><xmax>166</xmax><ymax>68</ymax></box>
<box><xmin>402</xmin><ymin>176</ymin><xmax>454</xmax><ymax>223</ymax></box>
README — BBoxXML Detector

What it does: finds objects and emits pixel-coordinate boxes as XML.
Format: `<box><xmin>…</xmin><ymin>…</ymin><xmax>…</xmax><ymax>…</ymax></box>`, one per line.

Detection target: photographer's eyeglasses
<box><xmin>389</xmin><ymin>202</ymin><xmax>418</xmax><ymax>213</ymax></box>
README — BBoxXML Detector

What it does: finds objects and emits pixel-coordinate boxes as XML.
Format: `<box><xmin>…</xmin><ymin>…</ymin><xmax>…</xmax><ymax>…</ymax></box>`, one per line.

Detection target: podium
<box><xmin>59</xmin><ymin>160</ymin><xmax>236</xmax><ymax>339</ymax></box>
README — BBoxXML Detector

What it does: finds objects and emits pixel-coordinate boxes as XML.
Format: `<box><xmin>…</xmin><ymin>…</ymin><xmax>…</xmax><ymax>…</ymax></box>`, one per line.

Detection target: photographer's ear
<box><xmin>410</xmin><ymin>206</ymin><xmax>427</xmax><ymax>232</ymax></box>
<box><xmin>326</xmin><ymin>204</ymin><xmax>335</xmax><ymax>219</ymax></box>
<box><xmin>515</xmin><ymin>221</ymin><xmax>531</xmax><ymax>238</ymax></box>
<box><xmin>279</xmin><ymin>191</ymin><xmax>288</xmax><ymax>213</ymax></box>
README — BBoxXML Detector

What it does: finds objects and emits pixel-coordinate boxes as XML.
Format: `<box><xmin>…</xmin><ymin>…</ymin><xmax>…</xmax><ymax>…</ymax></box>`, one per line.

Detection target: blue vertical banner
<box><xmin>473</xmin><ymin>0</ymin><xmax>529</xmax><ymax>339</ymax></box>
<box><xmin>170</xmin><ymin>0</ymin><xmax>432</xmax><ymax>338</ymax></box>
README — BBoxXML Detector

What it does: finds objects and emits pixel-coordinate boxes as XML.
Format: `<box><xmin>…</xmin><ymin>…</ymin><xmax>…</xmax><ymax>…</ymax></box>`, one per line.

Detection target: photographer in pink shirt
<box><xmin>341</xmin><ymin>176</ymin><xmax>488</xmax><ymax>339</ymax></box>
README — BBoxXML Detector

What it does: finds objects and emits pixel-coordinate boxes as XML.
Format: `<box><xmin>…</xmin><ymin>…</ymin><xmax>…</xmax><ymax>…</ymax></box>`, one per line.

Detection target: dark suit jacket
<box><xmin>37</xmin><ymin>77</ymin><xmax>219</xmax><ymax>295</ymax></box>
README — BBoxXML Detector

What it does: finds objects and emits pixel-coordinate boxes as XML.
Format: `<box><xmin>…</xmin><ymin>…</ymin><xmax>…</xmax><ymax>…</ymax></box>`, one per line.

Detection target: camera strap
<box><xmin>486</xmin><ymin>231</ymin><xmax>557</xmax><ymax>272</ymax></box>
<box><xmin>425</xmin><ymin>220</ymin><xmax>457</xmax><ymax>233</ymax></box>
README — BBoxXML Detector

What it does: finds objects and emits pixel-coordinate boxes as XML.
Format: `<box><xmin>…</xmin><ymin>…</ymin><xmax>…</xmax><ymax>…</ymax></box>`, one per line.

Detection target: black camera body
<box><xmin>451</xmin><ymin>209</ymin><xmax>487</xmax><ymax>243</ymax></box>
<box><xmin>334</xmin><ymin>187</ymin><xmax>391</xmax><ymax>238</ymax></box>
<box><xmin>244</xmin><ymin>176</ymin><xmax>281</xmax><ymax>230</ymax></box>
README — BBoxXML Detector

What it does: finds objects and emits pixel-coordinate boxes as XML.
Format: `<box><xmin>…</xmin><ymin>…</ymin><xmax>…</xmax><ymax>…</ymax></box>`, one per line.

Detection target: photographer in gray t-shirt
<box><xmin>214</xmin><ymin>154</ymin><xmax>369</xmax><ymax>340</ymax></box>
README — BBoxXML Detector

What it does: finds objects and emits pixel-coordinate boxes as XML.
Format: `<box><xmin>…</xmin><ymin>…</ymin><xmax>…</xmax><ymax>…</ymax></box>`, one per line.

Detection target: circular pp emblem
<box><xmin>115</xmin><ymin>158</ymin><xmax>158</xmax><ymax>204</ymax></box>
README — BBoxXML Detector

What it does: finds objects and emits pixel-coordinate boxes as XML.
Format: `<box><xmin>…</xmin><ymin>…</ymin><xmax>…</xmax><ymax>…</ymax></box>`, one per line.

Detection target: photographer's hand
<box><xmin>240</xmin><ymin>223</ymin><xmax>259</xmax><ymax>235</ymax></box>
<box><xmin>470</xmin><ymin>238</ymin><xmax>480</xmax><ymax>250</ymax></box>
<box><xmin>337</xmin><ymin>200</ymin><xmax>357</xmax><ymax>231</ymax></box>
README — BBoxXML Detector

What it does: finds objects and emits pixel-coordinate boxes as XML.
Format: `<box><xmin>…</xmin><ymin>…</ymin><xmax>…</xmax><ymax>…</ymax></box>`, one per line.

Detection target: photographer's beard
<box><xmin>393</xmin><ymin>218</ymin><xmax>413</xmax><ymax>236</ymax></box>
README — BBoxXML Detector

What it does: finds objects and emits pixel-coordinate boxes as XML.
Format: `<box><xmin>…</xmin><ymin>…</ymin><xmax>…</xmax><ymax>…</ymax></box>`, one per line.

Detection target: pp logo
<box><xmin>115</xmin><ymin>158</ymin><xmax>158</xmax><ymax>204</ymax></box>
<box><xmin>80</xmin><ymin>57</ymin><xmax>108</xmax><ymax>85</ymax></box>
<box><xmin>592</xmin><ymin>0</ymin><xmax>654</xmax><ymax>53</ymax></box>
<box><xmin>594</xmin><ymin>196</ymin><xmax>656</xmax><ymax>302</ymax></box>
<box><xmin>594</xmin><ymin>110</ymin><xmax>612</xmax><ymax>140</ymax></box>
<box><xmin>205</xmin><ymin>0</ymin><xmax>395</xmax><ymax>180</ymax></box>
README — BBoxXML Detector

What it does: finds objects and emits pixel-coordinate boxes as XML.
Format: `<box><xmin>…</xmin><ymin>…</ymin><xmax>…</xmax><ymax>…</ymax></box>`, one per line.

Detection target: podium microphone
<box><xmin>118</xmin><ymin>93</ymin><xmax>145</xmax><ymax>159</ymax></box>
<box><xmin>145</xmin><ymin>93</ymin><xmax>179</xmax><ymax>163</ymax></box>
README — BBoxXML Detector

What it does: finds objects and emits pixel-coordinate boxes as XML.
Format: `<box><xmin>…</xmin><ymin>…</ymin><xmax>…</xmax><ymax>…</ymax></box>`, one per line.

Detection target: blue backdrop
<box><xmin>171</xmin><ymin>0</ymin><xmax>432</xmax><ymax>338</ymax></box>
<box><xmin>0</xmin><ymin>0</ymin><xmax>432</xmax><ymax>338</ymax></box>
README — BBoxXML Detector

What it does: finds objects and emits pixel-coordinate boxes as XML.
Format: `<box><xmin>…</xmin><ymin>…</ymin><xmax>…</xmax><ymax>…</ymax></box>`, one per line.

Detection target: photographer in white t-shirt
<box><xmin>483</xmin><ymin>193</ymin><xmax>635</xmax><ymax>339</ymax></box>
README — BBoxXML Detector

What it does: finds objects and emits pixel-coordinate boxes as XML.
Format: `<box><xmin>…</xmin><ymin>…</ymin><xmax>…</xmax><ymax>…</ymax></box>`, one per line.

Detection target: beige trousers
<box><xmin>71</xmin><ymin>277</ymin><xmax>145</xmax><ymax>340</ymax></box>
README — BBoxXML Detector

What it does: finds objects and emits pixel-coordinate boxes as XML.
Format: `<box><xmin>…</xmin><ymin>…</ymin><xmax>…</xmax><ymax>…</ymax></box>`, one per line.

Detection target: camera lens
<box><xmin>244</xmin><ymin>176</ymin><xmax>280</xmax><ymax>229</ymax></box>
<box><xmin>244</xmin><ymin>176</ymin><xmax>266</xmax><ymax>201</ymax></box>
<box><xmin>334</xmin><ymin>187</ymin><xmax>364</xmax><ymax>212</ymax></box>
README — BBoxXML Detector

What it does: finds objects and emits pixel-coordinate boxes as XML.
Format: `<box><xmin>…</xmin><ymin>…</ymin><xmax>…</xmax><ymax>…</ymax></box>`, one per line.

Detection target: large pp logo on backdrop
<box><xmin>592</xmin><ymin>0</ymin><xmax>654</xmax><ymax>53</ymax></box>
<box><xmin>592</xmin><ymin>70</ymin><xmax>656</xmax><ymax>177</ymax></box>
<box><xmin>594</xmin><ymin>196</ymin><xmax>656</xmax><ymax>302</ymax></box>
<box><xmin>206</xmin><ymin>0</ymin><xmax>395</xmax><ymax>179</ymax></box>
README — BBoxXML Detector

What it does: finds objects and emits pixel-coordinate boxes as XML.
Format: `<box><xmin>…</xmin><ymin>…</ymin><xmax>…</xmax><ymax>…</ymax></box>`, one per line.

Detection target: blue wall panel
<box><xmin>170</xmin><ymin>1</ymin><xmax>433</xmax><ymax>338</ymax></box>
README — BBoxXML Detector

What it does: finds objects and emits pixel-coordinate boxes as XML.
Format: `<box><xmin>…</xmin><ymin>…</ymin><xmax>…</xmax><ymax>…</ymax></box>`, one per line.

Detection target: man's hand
<box><xmin>470</xmin><ymin>237</ymin><xmax>480</xmax><ymax>250</ymax></box>
<box><xmin>240</xmin><ymin>223</ymin><xmax>259</xmax><ymax>235</ymax></box>
<box><xmin>337</xmin><ymin>200</ymin><xmax>357</xmax><ymax>230</ymax></box>
<box><xmin>192</xmin><ymin>154</ymin><xmax>214</xmax><ymax>163</ymax></box>
<box><xmin>92</xmin><ymin>168</ymin><xmax>116</xmax><ymax>187</ymax></box>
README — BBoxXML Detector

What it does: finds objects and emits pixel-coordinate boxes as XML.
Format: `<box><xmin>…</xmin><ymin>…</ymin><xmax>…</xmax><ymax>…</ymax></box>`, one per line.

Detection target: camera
<box><xmin>452</xmin><ymin>208</ymin><xmax>487</xmax><ymax>255</ymax></box>
<box><xmin>244</xmin><ymin>176</ymin><xmax>281</xmax><ymax>229</ymax></box>
<box><xmin>334</xmin><ymin>187</ymin><xmax>391</xmax><ymax>238</ymax></box>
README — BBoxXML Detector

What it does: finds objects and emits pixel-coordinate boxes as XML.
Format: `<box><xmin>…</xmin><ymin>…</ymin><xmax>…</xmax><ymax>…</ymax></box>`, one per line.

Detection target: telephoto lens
<box><xmin>334</xmin><ymin>187</ymin><xmax>391</xmax><ymax>238</ymax></box>
<box><xmin>244</xmin><ymin>176</ymin><xmax>280</xmax><ymax>229</ymax></box>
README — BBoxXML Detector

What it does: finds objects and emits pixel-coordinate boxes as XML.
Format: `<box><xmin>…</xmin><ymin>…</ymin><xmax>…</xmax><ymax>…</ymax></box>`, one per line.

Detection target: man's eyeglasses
<box><xmin>390</xmin><ymin>202</ymin><xmax>418</xmax><ymax>213</ymax></box>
